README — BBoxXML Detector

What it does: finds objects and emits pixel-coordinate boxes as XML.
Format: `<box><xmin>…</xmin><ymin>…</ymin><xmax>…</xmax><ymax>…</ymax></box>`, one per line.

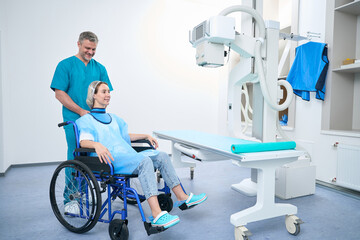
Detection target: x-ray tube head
<box><xmin>196</xmin><ymin>41</ymin><xmax>225</xmax><ymax>67</ymax></box>
<box><xmin>190</xmin><ymin>15</ymin><xmax>235</xmax><ymax>67</ymax></box>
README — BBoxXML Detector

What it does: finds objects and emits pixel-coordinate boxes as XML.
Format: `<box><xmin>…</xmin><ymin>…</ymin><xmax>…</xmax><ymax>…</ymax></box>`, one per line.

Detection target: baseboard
<box><xmin>0</xmin><ymin>161</ymin><xmax>63</xmax><ymax>177</ymax></box>
<box><xmin>316</xmin><ymin>180</ymin><xmax>360</xmax><ymax>200</ymax></box>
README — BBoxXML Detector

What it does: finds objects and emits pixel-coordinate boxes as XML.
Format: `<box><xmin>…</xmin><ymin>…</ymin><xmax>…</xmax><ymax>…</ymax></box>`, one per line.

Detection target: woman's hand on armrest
<box><xmin>146</xmin><ymin>135</ymin><xmax>159</xmax><ymax>149</ymax></box>
<box><xmin>80</xmin><ymin>140</ymin><xmax>114</xmax><ymax>164</ymax></box>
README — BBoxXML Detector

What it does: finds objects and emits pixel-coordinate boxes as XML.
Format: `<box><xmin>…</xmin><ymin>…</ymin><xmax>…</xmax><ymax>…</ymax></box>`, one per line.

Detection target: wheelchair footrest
<box><xmin>178</xmin><ymin>202</ymin><xmax>195</xmax><ymax>211</ymax></box>
<box><xmin>144</xmin><ymin>222</ymin><xmax>166</xmax><ymax>236</ymax></box>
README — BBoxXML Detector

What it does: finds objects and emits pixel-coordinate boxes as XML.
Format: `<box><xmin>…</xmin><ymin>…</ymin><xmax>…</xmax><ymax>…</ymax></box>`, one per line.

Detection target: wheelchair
<box><xmin>49</xmin><ymin>121</ymin><xmax>178</xmax><ymax>240</ymax></box>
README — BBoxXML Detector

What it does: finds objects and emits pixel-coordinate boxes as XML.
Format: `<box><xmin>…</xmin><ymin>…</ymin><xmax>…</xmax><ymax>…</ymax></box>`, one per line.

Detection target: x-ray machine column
<box><xmin>228</xmin><ymin>13</ymin><xmax>279</xmax><ymax>197</ymax></box>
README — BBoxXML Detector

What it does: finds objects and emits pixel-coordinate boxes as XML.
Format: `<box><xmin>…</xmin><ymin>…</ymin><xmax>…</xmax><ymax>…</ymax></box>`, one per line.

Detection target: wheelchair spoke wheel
<box><xmin>109</xmin><ymin>219</ymin><xmax>129</xmax><ymax>240</ymax></box>
<box><xmin>49</xmin><ymin>160</ymin><xmax>102</xmax><ymax>233</ymax></box>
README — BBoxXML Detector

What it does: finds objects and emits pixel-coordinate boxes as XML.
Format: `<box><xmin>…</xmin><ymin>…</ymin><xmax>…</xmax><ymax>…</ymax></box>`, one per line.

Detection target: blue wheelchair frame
<box><xmin>50</xmin><ymin>121</ymin><xmax>184</xmax><ymax>239</ymax></box>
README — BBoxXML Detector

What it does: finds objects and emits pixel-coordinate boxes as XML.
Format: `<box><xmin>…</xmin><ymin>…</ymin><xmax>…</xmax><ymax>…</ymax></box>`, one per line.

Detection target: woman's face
<box><xmin>93</xmin><ymin>83</ymin><xmax>111</xmax><ymax>108</ymax></box>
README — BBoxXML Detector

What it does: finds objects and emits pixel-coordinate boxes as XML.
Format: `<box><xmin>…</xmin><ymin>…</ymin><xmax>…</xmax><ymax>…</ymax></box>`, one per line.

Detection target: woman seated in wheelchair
<box><xmin>75</xmin><ymin>81</ymin><xmax>207</xmax><ymax>230</ymax></box>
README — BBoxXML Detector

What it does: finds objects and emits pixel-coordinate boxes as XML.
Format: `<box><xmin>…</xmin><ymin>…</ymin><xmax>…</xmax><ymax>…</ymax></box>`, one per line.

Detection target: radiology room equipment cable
<box><xmin>219</xmin><ymin>5</ymin><xmax>293</xmax><ymax>112</ymax></box>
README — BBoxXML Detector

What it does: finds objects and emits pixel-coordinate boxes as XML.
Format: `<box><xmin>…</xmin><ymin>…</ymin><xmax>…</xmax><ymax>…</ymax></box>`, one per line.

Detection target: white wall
<box><xmin>0</xmin><ymin>3</ymin><xmax>6</xmax><ymax>174</ymax></box>
<box><xmin>0</xmin><ymin>0</ymin><xmax>240</xmax><ymax>173</ymax></box>
<box><xmin>0</xmin><ymin>30</ymin><xmax>3</xmax><ymax>174</ymax></box>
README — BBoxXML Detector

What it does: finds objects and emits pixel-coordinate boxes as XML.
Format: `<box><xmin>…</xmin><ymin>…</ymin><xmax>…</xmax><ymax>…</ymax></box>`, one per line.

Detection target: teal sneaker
<box><xmin>177</xmin><ymin>193</ymin><xmax>207</xmax><ymax>210</ymax></box>
<box><xmin>150</xmin><ymin>211</ymin><xmax>180</xmax><ymax>229</ymax></box>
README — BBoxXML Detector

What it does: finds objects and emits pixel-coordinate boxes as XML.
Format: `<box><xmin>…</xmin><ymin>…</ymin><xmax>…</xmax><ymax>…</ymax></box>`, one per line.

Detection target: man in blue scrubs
<box><xmin>50</xmin><ymin>32</ymin><xmax>113</xmax><ymax>205</ymax></box>
<box><xmin>51</xmin><ymin>31</ymin><xmax>113</xmax><ymax>160</ymax></box>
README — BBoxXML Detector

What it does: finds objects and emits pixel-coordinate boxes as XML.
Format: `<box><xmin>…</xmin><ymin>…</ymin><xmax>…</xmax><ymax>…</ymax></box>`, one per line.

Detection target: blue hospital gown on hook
<box><xmin>75</xmin><ymin>113</ymin><xmax>159</xmax><ymax>174</ymax></box>
<box><xmin>287</xmin><ymin>42</ymin><xmax>329</xmax><ymax>101</ymax></box>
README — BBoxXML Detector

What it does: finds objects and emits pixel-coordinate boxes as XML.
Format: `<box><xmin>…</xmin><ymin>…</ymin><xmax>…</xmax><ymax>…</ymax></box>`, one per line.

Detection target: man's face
<box><xmin>77</xmin><ymin>39</ymin><xmax>97</xmax><ymax>62</ymax></box>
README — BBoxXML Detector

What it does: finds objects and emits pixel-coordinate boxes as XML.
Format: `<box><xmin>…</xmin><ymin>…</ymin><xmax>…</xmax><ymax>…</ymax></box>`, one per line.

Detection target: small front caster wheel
<box><xmin>285</xmin><ymin>215</ymin><xmax>303</xmax><ymax>236</ymax></box>
<box><xmin>157</xmin><ymin>193</ymin><xmax>173</xmax><ymax>212</ymax></box>
<box><xmin>109</xmin><ymin>219</ymin><xmax>129</xmax><ymax>240</ymax></box>
<box><xmin>235</xmin><ymin>225</ymin><xmax>252</xmax><ymax>240</ymax></box>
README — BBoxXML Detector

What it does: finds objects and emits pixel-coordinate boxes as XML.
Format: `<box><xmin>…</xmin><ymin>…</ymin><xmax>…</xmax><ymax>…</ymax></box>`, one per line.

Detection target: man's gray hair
<box><xmin>78</xmin><ymin>31</ymin><xmax>98</xmax><ymax>44</ymax></box>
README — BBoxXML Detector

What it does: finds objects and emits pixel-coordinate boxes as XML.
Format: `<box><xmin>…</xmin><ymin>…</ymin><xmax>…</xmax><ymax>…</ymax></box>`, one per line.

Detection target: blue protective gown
<box><xmin>286</xmin><ymin>42</ymin><xmax>329</xmax><ymax>101</ymax></box>
<box><xmin>75</xmin><ymin>109</ymin><xmax>159</xmax><ymax>174</ymax></box>
<box><xmin>50</xmin><ymin>56</ymin><xmax>113</xmax><ymax>160</ymax></box>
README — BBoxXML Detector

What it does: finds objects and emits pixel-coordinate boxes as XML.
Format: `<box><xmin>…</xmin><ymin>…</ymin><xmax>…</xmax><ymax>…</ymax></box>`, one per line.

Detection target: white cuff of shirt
<box><xmin>79</xmin><ymin>132</ymin><xmax>95</xmax><ymax>142</ymax></box>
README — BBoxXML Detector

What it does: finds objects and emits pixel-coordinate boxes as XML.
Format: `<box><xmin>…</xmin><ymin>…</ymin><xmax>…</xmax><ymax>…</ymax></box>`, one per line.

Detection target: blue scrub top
<box><xmin>76</xmin><ymin>113</ymin><xmax>159</xmax><ymax>175</ymax></box>
<box><xmin>50</xmin><ymin>56</ymin><xmax>113</xmax><ymax>122</ymax></box>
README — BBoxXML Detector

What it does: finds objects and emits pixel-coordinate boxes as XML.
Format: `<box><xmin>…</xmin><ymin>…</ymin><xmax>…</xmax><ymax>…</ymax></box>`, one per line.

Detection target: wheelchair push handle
<box><xmin>58</xmin><ymin>121</ymin><xmax>69</xmax><ymax>128</ymax></box>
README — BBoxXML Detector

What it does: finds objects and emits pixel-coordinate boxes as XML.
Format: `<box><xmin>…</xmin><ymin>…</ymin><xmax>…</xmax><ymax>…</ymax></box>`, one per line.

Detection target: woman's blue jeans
<box><xmin>132</xmin><ymin>152</ymin><xmax>180</xmax><ymax>199</ymax></box>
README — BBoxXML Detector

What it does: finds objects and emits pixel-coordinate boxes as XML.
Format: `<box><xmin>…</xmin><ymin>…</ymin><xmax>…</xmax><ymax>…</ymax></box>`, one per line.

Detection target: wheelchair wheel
<box><xmin>158</xmin><ymin>193</ymin><xmax>173</xmax><ymax>212</ymax></box>
<box><xmin>109</xmin><ymin>219</ymin><xmax>129</xmax><ymax>240</ymax></box>
<box><xmin>49</xmin><ymin>160</ymin><xmax>102</xmax><ymax>233</ymax></box>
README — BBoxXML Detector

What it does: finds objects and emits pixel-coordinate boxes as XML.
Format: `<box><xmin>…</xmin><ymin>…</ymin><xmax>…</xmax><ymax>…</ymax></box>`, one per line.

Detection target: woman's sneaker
<box><xmin>150</xmin><ymin>211</ymin><xmax>180</xmax><ymax>229</ymax></box>
<box><xmin>176</xmin><ymin>193</ymin><xmax>207</xmax><ymax>210</ymax></box>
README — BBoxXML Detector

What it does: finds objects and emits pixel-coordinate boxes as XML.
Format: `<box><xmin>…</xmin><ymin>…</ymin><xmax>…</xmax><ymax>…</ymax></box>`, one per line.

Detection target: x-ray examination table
<box><xmin>154</xmin><ymin>130</ymin><xmax>304</xmax><ymax>237</ymax></box>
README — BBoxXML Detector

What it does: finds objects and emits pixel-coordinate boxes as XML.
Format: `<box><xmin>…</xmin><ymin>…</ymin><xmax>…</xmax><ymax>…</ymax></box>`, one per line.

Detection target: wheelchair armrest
<box><xmin>74</xmin><ymin>148</ymin><xmax>96</xmax><ymax>153</ymax></box>
<box><xmin>131</xmin><ymin>139</ymin><xmax>155</xmax><ymax>152</ymax></box>
<box><xmin>131</xmin><ymin>139</ymin><xmax>151</xmax><ymax>144</ymax></box>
